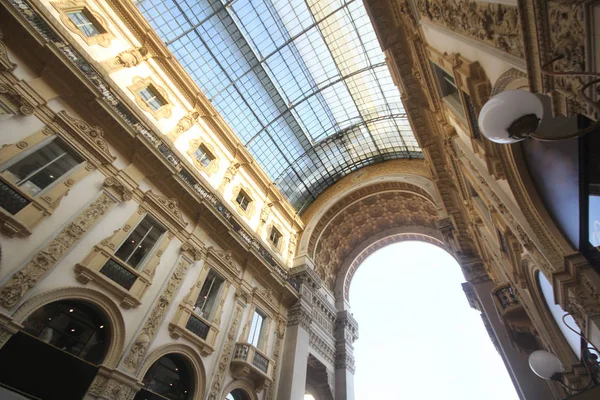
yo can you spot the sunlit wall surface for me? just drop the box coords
[136,0,422,212]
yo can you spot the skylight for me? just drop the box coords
[137,0,422,212]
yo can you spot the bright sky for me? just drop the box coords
[348,241,519,400]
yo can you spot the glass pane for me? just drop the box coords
[5,138,82,196]
[248,310,265,347]
[195,146,213,167]
[115,216,165,269]
[136,0,422,211]
[67,11,102,37]
[138,354,191,400]
[194,272,224,319]
[139,86,164,111]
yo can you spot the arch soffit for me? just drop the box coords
[138,343,207,400]
[491,68,572,271]
[336,227,445,302]
[298,159,438,255]
[220,379,259,400]
[311,188,439,292]
[11,286,125,369]
[306,181,439,258]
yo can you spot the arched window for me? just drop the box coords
[0,300,110,399]
[537,271,582,359]
[225,388,251,400]
[21,300,108,364]
[135,354,192,400]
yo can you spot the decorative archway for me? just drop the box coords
[221,379,258,400]
[307,184,440,293]
[138,343,207,400]
[11,286,125,369]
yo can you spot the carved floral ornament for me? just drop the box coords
[416,0,524,59]
[0,29,16,71]
[101,47,150,72]
[51,0,114,48]
[206,246,242,281]
[54,111,115,165]
[143,191,188,231]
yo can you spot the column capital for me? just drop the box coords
[87,367,141,400]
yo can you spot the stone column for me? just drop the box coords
[464,280,557,400]
[277,265,319,400]
[334,310,358,400]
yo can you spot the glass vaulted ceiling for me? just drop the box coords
[137,0,422,212]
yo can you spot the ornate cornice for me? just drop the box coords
[143,190,188,231]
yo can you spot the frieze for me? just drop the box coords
[309,329,336,366]
[0,193,115,309]
[143,191,188,231]
[416,0,524,59]
[168,110,204,142]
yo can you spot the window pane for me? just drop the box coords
[4,138,82,196]
[67,11,102,37]
[194,272,224,319]
[139,86,164,111]
[114,216,165,269]
[248,310,265,347]
[195,145,214,168]
[236,191,250,210]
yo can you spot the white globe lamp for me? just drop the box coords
[478,90,544,144]
[528,350,564,380]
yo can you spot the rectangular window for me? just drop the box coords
[66,10,103,37]
[236,189,251,211]
[138,86,165,112]
[114,215,165,270]
[498,229,509,254]
[431,62,465,118]
[269,227,282,247]
[248,309,266,348]
[193,271,224,319]
[1,138,83,197]
[195,144,215,168]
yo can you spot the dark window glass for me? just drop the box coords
[269,228,282,247]
[139,86,165,111]
[431,62,464,118]
[21,300,108,365]
[193,271,224,319]
[195,145,214,168]
[2,138,83,196]
[136,354,192,400]
[114,216,165,269]
[236,190,251,211]
[66,10,103,37]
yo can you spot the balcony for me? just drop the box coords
[492,284,538,353]
[169,308,218,356]
[230,343,273,392]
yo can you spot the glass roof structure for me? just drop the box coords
[137,0,422,212]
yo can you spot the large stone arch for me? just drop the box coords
[220,378,259,400]
[336,228,445,305]
[11,286,125,369]
[298,159,441,257]
[304,176,441,297]
[137,343,207,400]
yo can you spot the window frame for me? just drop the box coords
[113,214,166,271]
[128,77,173,120]
[187,140,219,175]
[248,308,267,348]
[52,1,113,47]
[193,270,225,321]
[65,9,105,38]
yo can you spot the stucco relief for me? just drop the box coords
[313,192,438,291]
[416,0,524,58]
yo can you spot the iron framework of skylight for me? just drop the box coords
[136,0,422,213]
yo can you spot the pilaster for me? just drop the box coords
[334,310,358,400]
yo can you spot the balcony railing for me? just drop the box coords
[6,0,294,289]
[99,258,137,290]
[186,315,210,340]
[230,343,273,391]
[0,179,30,215]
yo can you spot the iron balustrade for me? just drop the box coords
[232,343,270,375]
[6,0,296,287]
[186,315,210,340]
[100,258,137,290]
[0,179,30,215]
[252,351,269,374]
